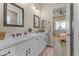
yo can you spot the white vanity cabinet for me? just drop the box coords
[16,34,48,56]
[16,38,41,56]
[0,46,16,56]
[0,33,48,56]
[16,40,33,56]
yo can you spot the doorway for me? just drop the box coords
[52,4,74,56]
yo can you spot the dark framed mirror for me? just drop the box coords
[4,3,24,27]
[33,15,40,28]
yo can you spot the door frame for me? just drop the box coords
[70,3,74,56]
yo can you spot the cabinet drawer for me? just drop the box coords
[0,46,16,56]
[16,40,32,56]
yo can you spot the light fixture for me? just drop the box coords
[31,4,41,15]
[59,10,65,15]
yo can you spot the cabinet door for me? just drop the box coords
[43,34,48,46]
[0,46,16,56]
[38,36,44,53]
[39,34,48,52]
[42,35,47,48]
[30,35,48,56]
[38,35,46,54]
[16,41,31,56]
[16,39,38,56]
[29,38,39,56]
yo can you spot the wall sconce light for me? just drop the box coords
[32,4,41,15]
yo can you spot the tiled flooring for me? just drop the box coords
[40,45,67,56]
[40,46,54,56]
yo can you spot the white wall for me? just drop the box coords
[0,3,66,34]
[0,3,40,33]
[74,3,79,56]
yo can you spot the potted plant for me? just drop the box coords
[28,28,32,33]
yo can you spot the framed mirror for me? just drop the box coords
[33,15,40,28]
[42,20,46,28]
[4,3,24,27]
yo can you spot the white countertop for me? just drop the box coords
[0,32,47,51]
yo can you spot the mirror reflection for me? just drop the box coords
[4,3,24,27]
[7,9,17,24]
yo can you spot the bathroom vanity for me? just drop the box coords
[0,32,48,56]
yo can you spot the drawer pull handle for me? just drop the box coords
[28,48,30,54]
[36,39,38,40]
[26,50,28,56]
[1,51,10,56]
[40,37,42,38]
[44,39,46,41]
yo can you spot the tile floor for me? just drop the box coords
[40,46,54,56]
[40,45,67,56]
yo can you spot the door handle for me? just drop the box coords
[28,48,30,54]
[67,34,71,36]
[36,39,38,40]
[26,50,28,56]
[44,38,46,41]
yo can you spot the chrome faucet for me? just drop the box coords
[16,33,21,37]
